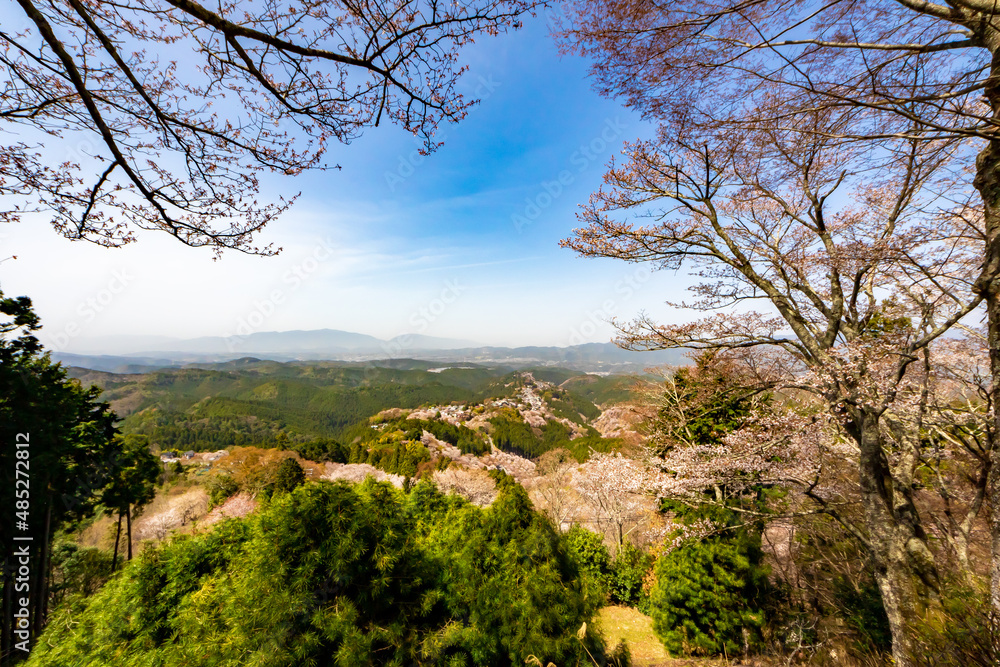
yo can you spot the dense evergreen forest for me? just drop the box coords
[25,478,621,667]
[67,361,631,453]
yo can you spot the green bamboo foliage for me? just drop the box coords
[27,476,607,667]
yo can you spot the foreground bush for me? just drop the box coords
[28,476,607,666]
[564,525,613,599]
[912,585,999,667]
[649,505,774,657]
[608,543,652,609]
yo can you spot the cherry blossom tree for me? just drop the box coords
[553,4,1000,656]
[573,451,668,549]
[1,0,537,253]
[433,465,497,506]
[641,338,997,660]
[561,108,985,662]
[526,462,578,528]
[917,332,995,588]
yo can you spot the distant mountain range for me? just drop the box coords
[62,329,480,356]
[52,328,690,374]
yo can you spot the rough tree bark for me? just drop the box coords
[973,39,1000,631]
[852,409,937,661]
[992,453,1000,621]
[126,506,132,561]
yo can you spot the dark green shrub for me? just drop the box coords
[48,542,114,604]
[290,438,348,463]
[271,457,305,494]
[564,525,612,598]
[649,502,774,657]
[28,478,607,667]
[609,542,652,608]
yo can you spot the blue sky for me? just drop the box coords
[0,10,692,352]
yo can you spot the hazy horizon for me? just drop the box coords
[49,327,670,357]
[0,8,693,354]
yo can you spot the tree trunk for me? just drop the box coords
[126,505,132,561]
[111,511,122,573]
[31,498,52,641]
[977,145,1000,625]
[991,446,1000,622]
[972,44,1000,629]
[854,409,936,667]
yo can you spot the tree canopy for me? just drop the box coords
[554,8,1000,654]
[0,288,124,657]
[25,477,609,667]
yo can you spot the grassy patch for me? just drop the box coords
[597,605,670,666]
[595,606,745,667]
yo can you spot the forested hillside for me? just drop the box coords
[66,361,634,455]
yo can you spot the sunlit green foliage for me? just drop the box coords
[911,584,998,667]
[608,543,652,609]
[206,474,240,506]
[547,390,602,423]
[29,477,608,667]
[650,352,766,455]
[347,427,432,477]
[361,417,489,457]
[488,412,622,462]
[649,504,774,656]
[563,525,612,599]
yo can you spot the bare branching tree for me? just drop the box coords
[1,0,537,253]
[560,104,984,662]
[555,5,1000,656]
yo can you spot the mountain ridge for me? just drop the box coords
[52,332,690,374]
